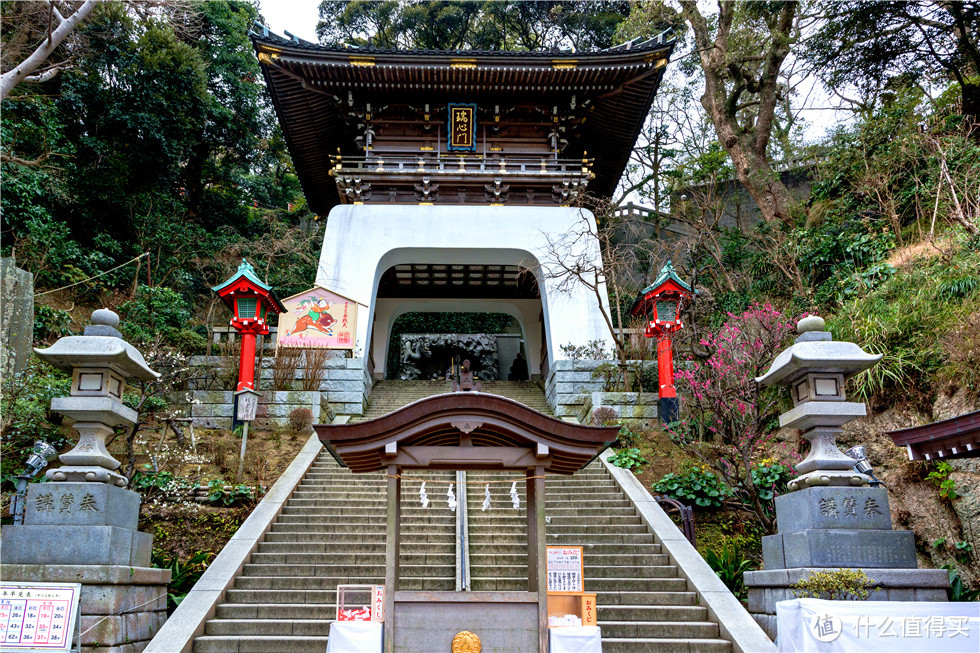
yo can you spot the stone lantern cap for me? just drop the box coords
[755,315,881,387]
[33,309,159,382]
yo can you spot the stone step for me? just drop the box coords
[215,603,335,620]
[599,620,721,639]
[257,541,456,554]
[194,635,328,653]
[601,638,731,653]
[236,576,455,591]
[205,619,329,637]
[469,553,669,567]
[468,564,678,580]
[250,552,454,566]
[597,605,708,621]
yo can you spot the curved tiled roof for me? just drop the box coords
[252,30,674,213]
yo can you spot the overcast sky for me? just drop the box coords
[257,0,320,42]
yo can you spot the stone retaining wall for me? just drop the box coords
[187,355,372,426]
[545,360,659,424]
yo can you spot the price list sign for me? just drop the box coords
[0,583,80,652]
[546,546,584,594]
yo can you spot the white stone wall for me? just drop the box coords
[315,204,615,379]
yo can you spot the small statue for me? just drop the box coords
[453,359,481,392]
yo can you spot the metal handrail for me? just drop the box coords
[653,494,696,548]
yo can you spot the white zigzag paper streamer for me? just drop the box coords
[510,481,520,509]
[482,483,491,511]
[419,481,429,508]
[447,483,457,512]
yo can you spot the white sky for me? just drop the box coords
[257,0,320,42]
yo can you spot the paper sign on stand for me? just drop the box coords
[0,583,82,653]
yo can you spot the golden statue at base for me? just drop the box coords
[451,631,481,653]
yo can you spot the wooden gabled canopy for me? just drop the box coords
[315,393,619,474]
[887,410,980,461]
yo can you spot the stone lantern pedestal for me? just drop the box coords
[743,316,949,639]
[0,310,171,653]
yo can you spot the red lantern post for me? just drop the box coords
[212,259,286,394]
[629,261,693,424]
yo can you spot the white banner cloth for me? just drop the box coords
[549,626,602,652]
[776,598,980,653]
[325,621,383,653]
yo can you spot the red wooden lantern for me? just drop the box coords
[629,261,693,424]
[212,259,286,394]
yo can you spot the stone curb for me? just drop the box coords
[143,432,323,653]
[599,449,776,653]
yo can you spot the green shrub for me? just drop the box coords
[943,565,980,602]
[118,286,193,345]
[152,550,214,614]
[927,461,958,502]
[704,539,756,600]
[0,360,72,489]
[792,569,875,600]
[33,305,74,342]
[750,461,796,502]
[608,447,647,474]
[653,466,730,508]
[206,479,254,506]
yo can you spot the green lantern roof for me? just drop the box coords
[211,259,274,294]
[638,261,693,296]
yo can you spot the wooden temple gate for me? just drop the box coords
[315,393,618,652]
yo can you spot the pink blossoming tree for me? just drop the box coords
[670,303,796,532]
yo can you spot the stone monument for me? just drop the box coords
[1,257,34,376]
[743,315,950,638]
[0,309,172,652]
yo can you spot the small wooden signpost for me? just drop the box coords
[234,388,260,483]
[0,582,82,653]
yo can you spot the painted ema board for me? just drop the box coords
[0,583,80,652]
[276,286,359,350]
[546,546,584,594]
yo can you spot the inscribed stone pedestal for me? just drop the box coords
[775,486,892,533]
[22,482,140,529]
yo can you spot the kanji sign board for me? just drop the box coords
[546,546,584,594]
[0,583,81,652]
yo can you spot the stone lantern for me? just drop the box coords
[30,308,159,487]
[743,315,949,639]
[629,261,693,423]
[1,309,172,652]
[755,314,881,490]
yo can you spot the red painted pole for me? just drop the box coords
[237,332,257,391]
[657,334,676,398]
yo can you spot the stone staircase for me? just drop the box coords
[193,457,455,652]
[193,453,732,652]
[467,465,732,652]
[187,380,735,652]
[358,380,551,420]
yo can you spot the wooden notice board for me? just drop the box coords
[546,546,584,594]
[0,583,81,652]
